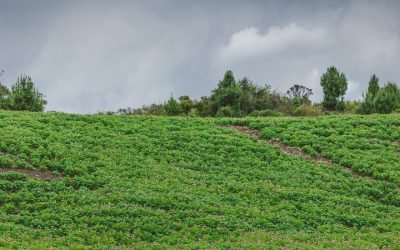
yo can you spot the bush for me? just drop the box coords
[261,128,276,139]
[7,75,47,112]
[374,82,400,114]
[0,155,13,168]
[293,105,322,117]
[188,108,199,117]
[215,106,235,117]
[344,101,360,113]
[248,109,283,117]
[164,97,183,116]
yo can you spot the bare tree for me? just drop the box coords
[286,84,313,106]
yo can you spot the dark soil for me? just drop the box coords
[0,168,62,181]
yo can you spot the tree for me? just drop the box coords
[253,85,274,111]
[320,66,348,111]
[217,70,236,88]
[188,108,199,117]
[211,70,243,115]
[141,104,166,115]
[194,96,213,117]
[8,75,47,111]
[359,74,380,114]
[374,82,400,114]
[237,77,279,115]
[0,84,9,109]
[0,70,9,109]
[215,106,235,117]
[164,97,183,116]
[238,77,257,114]
[178,96,193,115]
[286,84,313,106]
[368,74,380,98]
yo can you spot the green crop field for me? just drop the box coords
[0,111,400,249]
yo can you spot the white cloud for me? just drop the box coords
[1,1,400,113]
[217,23,326,64]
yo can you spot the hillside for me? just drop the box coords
[0,111,399,248]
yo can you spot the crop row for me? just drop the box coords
[0,111,399,247]
[219,114,400,185]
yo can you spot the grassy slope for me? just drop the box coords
[220,114,400,185]
[0,111,399,249]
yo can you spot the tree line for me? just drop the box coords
[0,66,399,116]
[113,66,400,117]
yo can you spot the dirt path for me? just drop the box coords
[0,168,62,181]
[224,125,400,186]
[225,125,333,165]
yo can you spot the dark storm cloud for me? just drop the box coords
[0,0,399,113]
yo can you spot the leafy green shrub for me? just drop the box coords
[215,106,235,117]
[248,109,283,117]
[344,101,360,113]
[188,108,199,117]
[261,128,276,139]
[7,75,47,112]
[0,155,13,167]
[164,97,183,116]
[293,105,322,116]
[0,172,27,181]
[374,82,400,114]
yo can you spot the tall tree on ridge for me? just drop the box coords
[211,70,243,115]
[320,66,348,111]
[359,74,380,114]
[8,75,47,112]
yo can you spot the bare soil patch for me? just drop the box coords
[0,168,62,181]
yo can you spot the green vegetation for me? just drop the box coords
[1,67,399,116]
[286,84,313,107]
[0,75,47,112]
[220,114,400,185]
[109,68,399,117]
[0,111,399,248]
[359,75,400,115]
[248,109,283,117]
[374,82,400,114]
[320,66,348,111]
[164,97,183,116]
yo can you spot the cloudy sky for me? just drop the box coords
[0,0,399,113]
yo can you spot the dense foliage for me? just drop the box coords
[164,97,183,116]
[286,84,313,107]
[221,114,400,185]
[113,67,400,118]
[248,109,283,117]
[113,71,309,117]
[359,75,400,114]
[0,75,47,112]
[373,82,400,114]
[320,66,348,111]
[0,111,399,248]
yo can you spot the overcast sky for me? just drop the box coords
[1,0,399,113]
